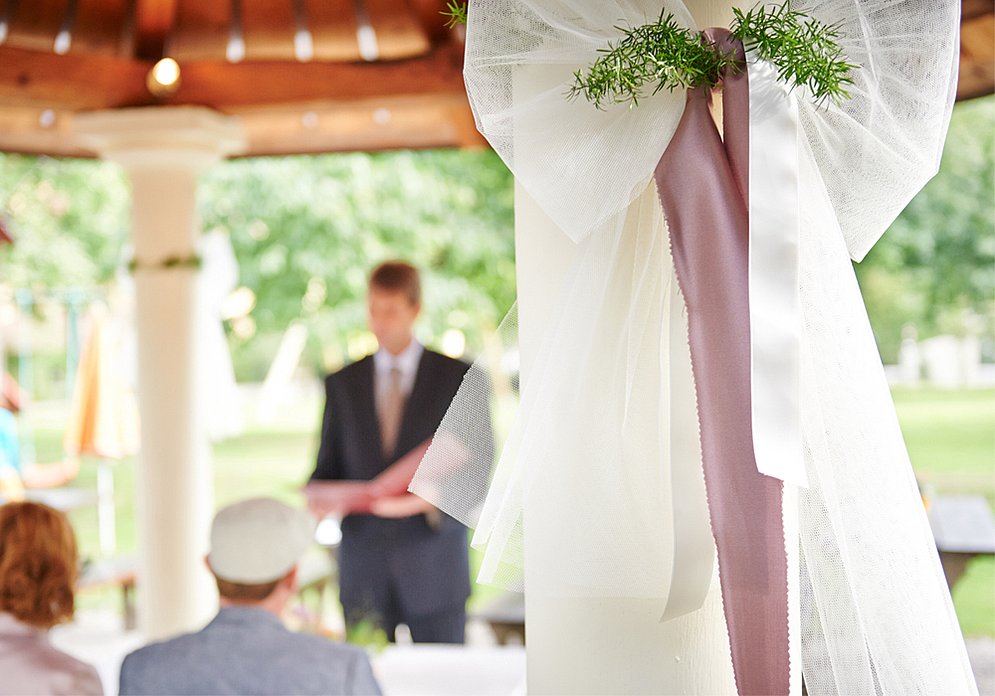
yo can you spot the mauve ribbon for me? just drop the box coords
[654,29,789,696]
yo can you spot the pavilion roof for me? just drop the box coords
[0,0,483,157]
[0,0,990,159]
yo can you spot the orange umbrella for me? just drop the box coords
[63,306,140,460]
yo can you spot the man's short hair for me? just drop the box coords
[369,261,421,306]
[214,577,281,602]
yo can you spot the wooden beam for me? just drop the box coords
[134,0,179,60]
[0,94,486,159]
[406,0,461,45]
[4,0,67,53]
[958,14,995,100]
[962,0,994,22]
[162,40,466,108]
[230,93,486,156]
[168,1,229,62]
[0,105,93,158]
[0,46,153,109]
[0,36,465,111]
[307,0,363,62]
[72,0,131,57]
[363,0,431,59]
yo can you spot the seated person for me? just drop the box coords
[0,375,79,500]
[120,497,382,696]
[0,501,103,695]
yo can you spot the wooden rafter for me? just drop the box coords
[134,0,179,60]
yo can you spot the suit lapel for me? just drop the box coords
[350,356,383,463]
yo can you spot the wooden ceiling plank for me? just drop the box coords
[71,0,129,57]
[169,0,228,62]
[163,41,465,108]
[362,0,430,60]
[307,0,363,62]
[0,45,152,110]
[230,93,484,156]
[962,0,995,22]
[134,0,179,59]
[241,1,296,61]
[5,0,67,52]
[961,15,995,61]
[405,0,462,46]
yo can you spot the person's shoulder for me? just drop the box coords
[119,630,208,693]
[121,630,203,670]
[422,348,471,373]
[325,356,373,385]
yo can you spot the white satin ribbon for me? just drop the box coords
[747,55,807,488]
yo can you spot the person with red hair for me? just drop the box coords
[0,501,102,695]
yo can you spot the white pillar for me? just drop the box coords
[517,184,735,695]
[74,108,244,639]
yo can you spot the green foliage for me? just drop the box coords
[0,149,515,379]
[569,12,731,109]
[0,155,129,289]
[730,2,855,105]
[857,95,995,362]
[198,150,515,375]
[569,2,854,109]
[442,1,468,28]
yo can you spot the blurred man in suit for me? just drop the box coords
[309,261,491,644]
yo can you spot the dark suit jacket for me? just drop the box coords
[311,348,491,618]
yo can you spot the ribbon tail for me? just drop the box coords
[654,28,789,696]
[747,56,806,488]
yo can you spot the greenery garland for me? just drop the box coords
[127,254,202,273]
[441,2,856,108]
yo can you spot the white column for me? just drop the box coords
[517,184,734,695]
[74,107,245,639]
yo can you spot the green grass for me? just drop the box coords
[891,387,995,638]
[20,387,995,636]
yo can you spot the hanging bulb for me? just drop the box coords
[147,57,181,97]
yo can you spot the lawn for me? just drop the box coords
[21,386,995,637]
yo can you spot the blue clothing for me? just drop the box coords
[0,408,19,475]
[119,607,381,696]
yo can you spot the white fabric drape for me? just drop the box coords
[411,1,976,692]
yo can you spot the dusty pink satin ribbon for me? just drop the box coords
[654,29,789,696]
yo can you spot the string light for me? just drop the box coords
[147,57,181,97]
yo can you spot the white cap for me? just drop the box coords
[207,498,316,584]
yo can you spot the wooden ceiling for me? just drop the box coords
[0,0,483,157]
[0,0,991,159]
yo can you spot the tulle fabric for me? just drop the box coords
[411,0,976,692]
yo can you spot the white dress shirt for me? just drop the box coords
[373,340,423,410]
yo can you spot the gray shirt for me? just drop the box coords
[0,612,103,696]
[119,607,381,695]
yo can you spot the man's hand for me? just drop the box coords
[370,493,435,518]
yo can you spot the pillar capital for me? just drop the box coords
[73,106,245,171]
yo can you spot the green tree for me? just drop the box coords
[197,149,515,376]
[857,95,995,362]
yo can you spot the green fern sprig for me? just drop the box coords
[569,2,856,109]
[442,1,468,28]
[568,11,736,109]
[731,2,856,105]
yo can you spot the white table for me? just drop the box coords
[373,645,527,696]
